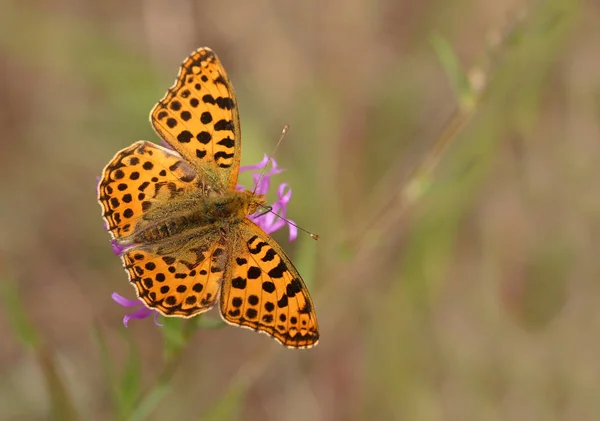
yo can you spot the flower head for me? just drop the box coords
[238,155,297,241]
[104,154,297,327]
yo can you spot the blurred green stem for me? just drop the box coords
[126,320,196,421]
[37,348,81,421]
[1,278,80,421]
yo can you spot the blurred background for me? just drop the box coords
[1,0,598,420]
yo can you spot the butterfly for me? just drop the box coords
[98,48,319,348]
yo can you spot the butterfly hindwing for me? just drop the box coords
[123,241,228,317]
[220,220,320,348]
[150,48,241,191]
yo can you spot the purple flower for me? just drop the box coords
[237,155,297,241]
[105,154,297,326]
[110,240,127,255]
[111,293,163,327]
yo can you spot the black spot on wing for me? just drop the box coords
[214,151,234,160]
[262,281,275,293]
[247,266,261,279]
[286,278,303,298]
[214,74,226,85]
[232,277,246,289]
[177,130,193,143]
[216,97,234,110]
[197,131,211,144]
[248,241,267,254]
[217,137,235,148]
[214,119,234,131]
[277,295,288,308]
[200,112,212,124]
[245,308,258,319]
[268,261,288,279]
[261,249,276,262]
[299,300,312,314]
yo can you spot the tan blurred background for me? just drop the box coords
[1,0,599,420]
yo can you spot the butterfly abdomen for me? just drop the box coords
[133,208,217,243]
[133,216,190,244]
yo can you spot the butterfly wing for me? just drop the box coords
[122,240,227,316]
[98,141,198,239]
[150,47,241,191]
[220,220,320,348]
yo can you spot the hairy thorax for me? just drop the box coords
[119,190,266,250]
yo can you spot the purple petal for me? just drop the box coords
[239,154,269,173]
[111,240,127,256]
[112,292,161,327]
[263,158,284,179]
[123,306,156,328]
[287,221,298,241]
[268,157,284,176]
[242,169,298,241]
[274,184,297,240]
[253,172,271,195]
[265,218,286,234]
[241,156,284,195]
[277,183,292,204]
[153,312,164,327]
[253,206,285,235]
[112,292,141,308]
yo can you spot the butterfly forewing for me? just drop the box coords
[150,48,241,191]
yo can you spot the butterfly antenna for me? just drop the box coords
[258,205,320,241]
[252,125,319,241]
[252,124,289,195]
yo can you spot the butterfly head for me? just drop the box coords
[239,190,266,216]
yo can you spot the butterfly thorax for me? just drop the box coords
[125,190,266,247]
[203,189,266,223]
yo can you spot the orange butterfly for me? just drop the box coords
[98,48,319,348]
